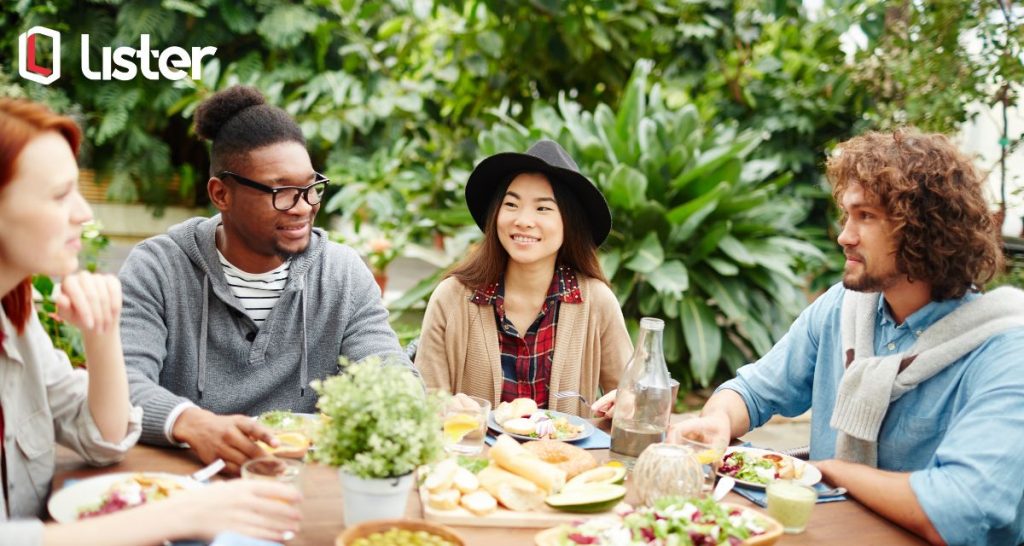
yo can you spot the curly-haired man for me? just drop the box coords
[672,129,1024,545]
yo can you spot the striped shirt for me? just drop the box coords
[217,251,290,326]
[471,266,583,409]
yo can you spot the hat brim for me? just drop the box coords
[465,152,612,246]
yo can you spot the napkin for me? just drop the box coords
[732,481,848,507]
[485,427,611,450]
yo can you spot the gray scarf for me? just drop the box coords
[831,286,1024,466]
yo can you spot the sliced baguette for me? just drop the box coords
[477,465,545,512]
[489,434,566,494]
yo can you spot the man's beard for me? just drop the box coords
[842,266,901,293]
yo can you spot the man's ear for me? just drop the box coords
[208,176,231,212]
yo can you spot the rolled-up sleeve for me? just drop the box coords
[908,333,1024,545]
[44,348,142,466]
[715,285,838,430]
[1,519,45,545]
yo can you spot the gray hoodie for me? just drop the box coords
[120,215,411,446]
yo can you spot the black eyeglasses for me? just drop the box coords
[218,171,330,211]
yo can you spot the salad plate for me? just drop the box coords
[717,446,821,490]
[49,472,201,523]
[487,409,594,443]
[534,497,783,545]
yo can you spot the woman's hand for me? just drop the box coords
[56,271,122,335]
[168,480,303,542]
[591,390,617,419]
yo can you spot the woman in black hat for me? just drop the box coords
[414,140,632,417]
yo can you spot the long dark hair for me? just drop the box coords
[0,99,82,333]
[448,172,609,289]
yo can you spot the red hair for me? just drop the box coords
[0,99,82,333]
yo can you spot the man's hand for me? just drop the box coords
[668,411,732,448]
[173,407,277,474]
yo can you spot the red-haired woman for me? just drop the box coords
[0,99,301,544]
[415,140,631,417]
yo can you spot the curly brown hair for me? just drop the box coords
[827,128,1002,300]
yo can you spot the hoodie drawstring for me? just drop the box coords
[197,275,209,398]
[299,287,308,396]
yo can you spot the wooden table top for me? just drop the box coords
[53,444,925,546]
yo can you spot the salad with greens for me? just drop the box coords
[718,451,778,485]
[540,497,773,546]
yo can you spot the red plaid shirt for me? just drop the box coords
[471,266,583,409]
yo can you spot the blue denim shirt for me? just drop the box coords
[719,283,1024,545]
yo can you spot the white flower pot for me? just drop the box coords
[339,470,415,525]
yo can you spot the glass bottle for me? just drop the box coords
[609,317,673,467]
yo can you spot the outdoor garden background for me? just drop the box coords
[2,0,1023,404]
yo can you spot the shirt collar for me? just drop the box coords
[877,291,979,333]
[470,266,584,306]
[0,307,24,364]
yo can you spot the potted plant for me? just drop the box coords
[310,356,444,525]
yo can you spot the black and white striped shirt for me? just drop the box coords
[218,251,290,326]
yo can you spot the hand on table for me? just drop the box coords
[168,479,302,542]
[173,407,277,475]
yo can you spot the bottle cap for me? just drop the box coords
[639,317,664,331]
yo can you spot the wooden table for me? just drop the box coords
[54,444,925,545]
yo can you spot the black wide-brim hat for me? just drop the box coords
[465,139,612,246]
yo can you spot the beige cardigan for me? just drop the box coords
[415,275,632,416]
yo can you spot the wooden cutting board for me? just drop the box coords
[418,486,627,528]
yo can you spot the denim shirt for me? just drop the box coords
[719,283,1024,545]
[1,309,142,545]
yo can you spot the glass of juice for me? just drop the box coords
[442,394,490,455]
[766,480,818,533]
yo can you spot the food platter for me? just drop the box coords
[487,410,594,443]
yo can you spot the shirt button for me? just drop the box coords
[887,342,896,351]
[915,330,923,336]
[246,332,256,342]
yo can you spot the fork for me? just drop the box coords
[552,390,591,416]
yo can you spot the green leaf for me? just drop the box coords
[219,2,257,33]
[319,117,342,143]
[646,260,689,298]
[605,164,647,210]
[599,249,622,280]
[705,257,739,276]
[258,5,321,48]
[693,271,749,323]
[624,232,664,274]
[688,221,731,263]
[680,297,722,387]
[717,235,755,266]
[638,283,660,315]
[663,319,682,364]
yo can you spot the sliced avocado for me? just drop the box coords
[545,483,627,513]
[564,465,628,490]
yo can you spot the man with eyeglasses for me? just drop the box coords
[118,86,414,474]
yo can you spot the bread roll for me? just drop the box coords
[460,490,498,516]
[477,465,545,512]
[503,418,536,435]
[427,489,461,510]
[490,434,566,494]
[424,458,459,493]
[494,398,538,425]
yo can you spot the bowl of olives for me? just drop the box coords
[335,519,465,546]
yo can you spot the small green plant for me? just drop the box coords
[32,222,110,367]
[311,356,444,479]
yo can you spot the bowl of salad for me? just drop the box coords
[534,496,783,546]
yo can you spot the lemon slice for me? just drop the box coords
[257,432,310,457]
[443,413,480,443]
[695,448,723,465]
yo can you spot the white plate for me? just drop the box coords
[487,409,594,443]
[717,446,822,490]
[48,472,201,523]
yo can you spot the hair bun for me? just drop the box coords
[194,85,266,141]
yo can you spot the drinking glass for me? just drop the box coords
[767,480,818,533]
[241,457,303,540]
[673,422,727,496]
[442,394,490,455]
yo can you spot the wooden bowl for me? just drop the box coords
[335,518,466,546]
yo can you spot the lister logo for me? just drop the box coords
[18,26,217,85]
[18,26,60,85]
